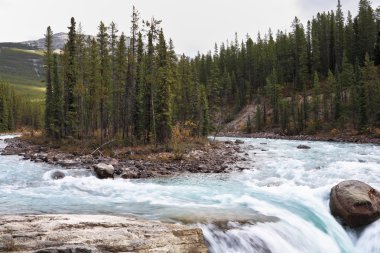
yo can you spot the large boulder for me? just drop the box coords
[330,180,380,228]
[93,163,114,179]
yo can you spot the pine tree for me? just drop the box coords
[306,21,313,80]
[255,105,262,131]
[312,72,320,123]
[143,18,161,143]
[0,83,9,131]
[88,38,101,134]
[311,17,321,74]
[108,22,119,136]
[356,0,376,63]
[75,23,86,138]
[200,84,209,136]
[246,115,253,133]
[52,54,64,139]
[335,0,345,71]
[97,21,111,142]
[155,30,173,143]
[44,26,54,137]
[374,31,380,65]
[333,71,342,123]
[124,6,140,139]
[362,54,378,125]
[292,17,308,90]
[354,62,368,130]
[64,17,78,137]
[134,32,145,141]
[115,33,127,135]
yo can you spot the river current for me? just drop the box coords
[0,134,379,253]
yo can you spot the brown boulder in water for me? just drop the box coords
[330,180,380,228]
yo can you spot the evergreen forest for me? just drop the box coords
[3,0,380,142]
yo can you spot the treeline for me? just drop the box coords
[192,0,380,134]
[45,9,209,144]
[0,82,44,132]
[45,0,380,144]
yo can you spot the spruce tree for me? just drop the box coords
[155,30,173,143]
[356,0,376,63]
[97,21,111,142]
[354,62,368,130]
[134,32,145,141]
[292,17,308,90]
[335,0,345,71]
[52,54,64,139]
[115,33,127,135]
[312,72,320,124]
[44,26,54,137]
[64,17,78,137]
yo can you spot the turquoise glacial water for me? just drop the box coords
[0,135,379,252]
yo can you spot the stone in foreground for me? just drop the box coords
[330,180,380,228]
[0,215,208,253]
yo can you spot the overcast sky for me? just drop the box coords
[0,0,379,56]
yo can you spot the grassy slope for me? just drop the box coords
[0,44,45,99]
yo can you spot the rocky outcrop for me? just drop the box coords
[330,180,380,228]
[0,215,208,253]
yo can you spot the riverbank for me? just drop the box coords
[219,132,380,145]
[0,136,246,179]
[0,214,208,252]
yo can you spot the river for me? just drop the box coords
[0,134,379,253]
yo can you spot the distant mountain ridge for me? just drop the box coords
[17,32,131,51]
[21,32,68,50]
[0,32,131,98]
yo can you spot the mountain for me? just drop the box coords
[20,32,68,50]
[19,32,130,51]
[0,33,131,99]
[0,45,45,98]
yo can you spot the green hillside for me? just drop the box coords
[0,43,45,99]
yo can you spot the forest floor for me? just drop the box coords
[0,135,248,179]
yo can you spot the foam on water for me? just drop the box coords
[0,135,379,252]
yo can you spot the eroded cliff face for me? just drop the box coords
[0,215,208,253]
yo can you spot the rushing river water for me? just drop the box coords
[0,134,380,253]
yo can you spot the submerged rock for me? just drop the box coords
[235,139,245,144]
[297,144,311,149]
[330,180,380,228]
[57,159,80,167]
[51,171,65,180]
[93,163,114,179]
[0,215,208,253]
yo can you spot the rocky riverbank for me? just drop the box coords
[219,132,380,145]
[0,214,208,252]
[0,137,246,179]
